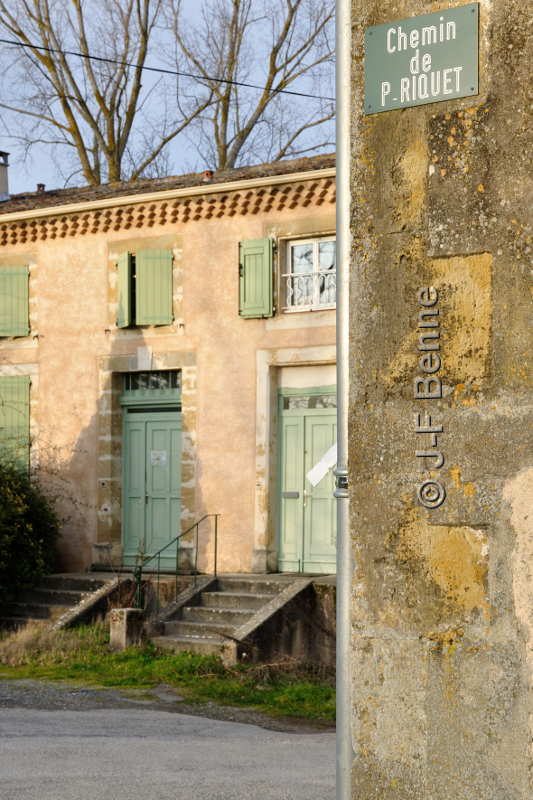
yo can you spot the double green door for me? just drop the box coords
[278,406,337,574]
[122,409,182,566]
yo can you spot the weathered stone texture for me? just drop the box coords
[349,0,533,796]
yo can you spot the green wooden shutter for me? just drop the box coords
[239,238,273,318]
[0,375,30,471]
[136,250,173,326]
[0,266,29,337]
[117,251,132,328]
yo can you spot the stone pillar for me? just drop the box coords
[348,1,533,797]
[109,608,144,651]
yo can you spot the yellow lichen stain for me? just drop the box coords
[441,168,447,176]
[450,465,461,490]
[429,628,465,658]
[449,465,476,501]
[478,183,484,192]
[383,254,493,388]
[393,135,429,228]
[399,509,488,613]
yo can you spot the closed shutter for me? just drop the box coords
[136,250,173,326]
[0,266,29,337]
[0,375,30,471]
[117,251,132,328]
[239,238,273,318]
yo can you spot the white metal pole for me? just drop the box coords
[334,0,354,798]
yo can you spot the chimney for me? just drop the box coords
[203,170,214,183]
[0,152,10,202]
[37,184,45,193]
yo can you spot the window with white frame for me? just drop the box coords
[282,237,336,312]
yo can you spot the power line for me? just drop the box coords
[0,38,336,103]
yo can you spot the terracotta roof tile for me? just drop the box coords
[0,153,335,216]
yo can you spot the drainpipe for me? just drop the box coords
[333,0,355,798]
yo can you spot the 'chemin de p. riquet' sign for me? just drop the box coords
[364,3,479,114]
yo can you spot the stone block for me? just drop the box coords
[177,546,195,573]
[109,608,144,651]
[251,549,278,574]
[91,543,123,569]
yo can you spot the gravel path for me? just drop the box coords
[0,679,335,800]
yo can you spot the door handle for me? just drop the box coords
[303,489,308,507]
[145,493,149,504]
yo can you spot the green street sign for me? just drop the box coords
[364,2,479,115]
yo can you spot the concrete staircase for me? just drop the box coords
[153,576,290,655]
[0,575,110,630]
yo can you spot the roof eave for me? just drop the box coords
[0,166,336,225]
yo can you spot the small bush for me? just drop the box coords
[0,465,61,601]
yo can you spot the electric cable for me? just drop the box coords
[0,37,336,102]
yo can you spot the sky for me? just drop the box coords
[4,1,205,195]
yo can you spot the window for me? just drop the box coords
[281,394,337,410]
[117,249,173,328]
[122,370,181,397]
[0,266,29,337]
[283,238,336,312]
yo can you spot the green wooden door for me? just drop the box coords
[122,409,181,567]
[302,414,337,573]
[278,414,305,572]
[278,402,337,574]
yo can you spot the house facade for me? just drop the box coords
[0,154,336,575]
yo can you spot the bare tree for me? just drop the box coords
[0,0,334,187]
[165,0,335,171]
[0,0,212,185]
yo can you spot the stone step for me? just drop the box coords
[152,635,225,657]
[0,617,31,631]
[14,588,91,606]
[201,591,273,610]
[181,606,256,625]
[164,619,237,638]
[216,578,286,595]
[38,576,109,592]
[0,602,71,621]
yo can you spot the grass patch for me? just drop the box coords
[0,622,335,722]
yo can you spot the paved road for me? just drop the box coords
[0,707,335,800]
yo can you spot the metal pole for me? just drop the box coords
[334,0,355,797]
[214,515,218,579]
[194,523,199,587]
[135,567,142,610]
[176,535,179,601]
[156,553,161,617]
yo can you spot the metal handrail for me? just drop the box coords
[133,514,218,615]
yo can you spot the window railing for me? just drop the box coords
[282,270,336,312]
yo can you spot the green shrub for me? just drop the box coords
[0,465,61,600]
